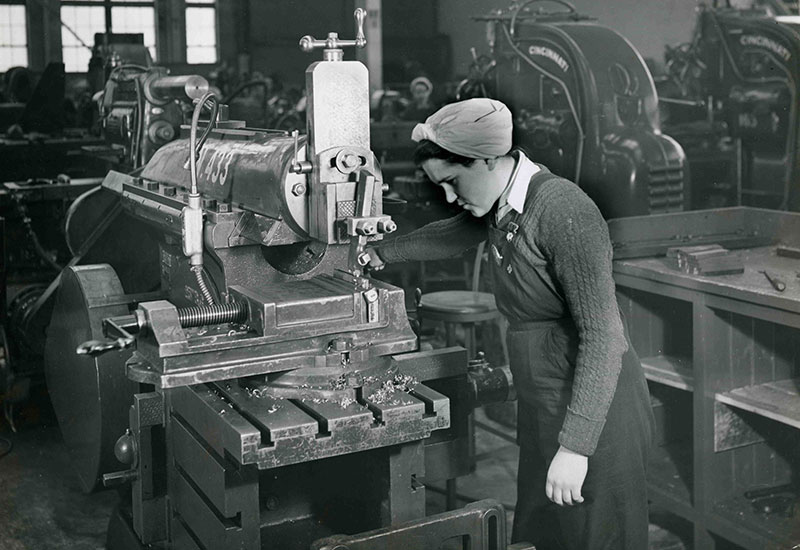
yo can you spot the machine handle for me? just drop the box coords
[291,129,312,174]
[353,7,366,48]
[76,314,140,356]
[76,336,135,357]
[102,469,138,487]
[299,8,367,55]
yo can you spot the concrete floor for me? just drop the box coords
[0,386,117,550]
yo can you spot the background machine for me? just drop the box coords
[94,65,210,171]
[467,0,687,219]
[0,60,208,428]
[43,11,517,550]
[658,2,800,211]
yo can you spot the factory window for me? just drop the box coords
[110,4,157,59]
[60,0,156,73]
[0,2,28,72]
[186,0,217,64]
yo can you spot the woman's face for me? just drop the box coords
[411,84,431,105]
[421,158,502,218]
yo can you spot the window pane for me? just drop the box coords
[186,6,217,63]
[0,5,28,71]
[61,5,105,72]
[187,46,217,64]
[111,6,156,62]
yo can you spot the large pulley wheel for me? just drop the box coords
[44,264,136,493]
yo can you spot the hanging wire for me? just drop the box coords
[188,92,219,196]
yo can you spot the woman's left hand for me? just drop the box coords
[545,445,588,506]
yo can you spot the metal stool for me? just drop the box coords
[417,242,503,358]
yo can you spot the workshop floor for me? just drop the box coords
[0,385,117,550]
[0,385,689,550]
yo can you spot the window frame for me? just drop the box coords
[185,0,218,65]
[59,0,158,73]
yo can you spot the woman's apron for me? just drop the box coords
[487,174,654,550]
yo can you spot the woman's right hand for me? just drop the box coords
[363,248,386,271]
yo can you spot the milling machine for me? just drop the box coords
[44,11,517,550]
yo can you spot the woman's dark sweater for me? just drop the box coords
[376,174,627,456]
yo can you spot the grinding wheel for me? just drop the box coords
[44,264,136,493]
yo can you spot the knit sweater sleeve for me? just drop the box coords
[376,211,488,263]
[535,181,627,456]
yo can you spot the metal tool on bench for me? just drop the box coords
[760,269,786,292]
[45,9,517,550]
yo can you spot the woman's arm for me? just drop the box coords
[536,180,627,457]
[375,210,488,264]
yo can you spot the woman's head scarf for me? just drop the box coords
[411,98,512,159]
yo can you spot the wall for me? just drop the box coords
[235,0,445,90]
[437,0,702,78]
[241,0,353,88]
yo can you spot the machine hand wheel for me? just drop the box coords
[44,264,137,493]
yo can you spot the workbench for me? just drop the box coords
[609,207,800,550]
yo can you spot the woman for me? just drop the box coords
[367,98,654,550]
[401,76,437,121]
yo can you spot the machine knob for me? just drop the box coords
[377,219,397,234]
[299,35,318,53]
[148,120,175,143]
[114,429,137,465]
[355,221,376,236]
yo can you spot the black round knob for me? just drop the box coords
[114,430,137,465]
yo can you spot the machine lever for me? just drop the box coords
[290,129,312,174]
[102,469,138,487]
[76,314,140,357]
[353,7,366,48]
[76,337,135,357]
[299,8,367,60]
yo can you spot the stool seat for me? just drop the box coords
[418,290,500,323]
